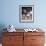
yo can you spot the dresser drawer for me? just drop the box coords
[31,44,44,46]
[3,32,23,36]
[24,32,44,36]
[3,36,23,46]
[3,43,23,46]
[32,36,45,44]
[3,35,23,44]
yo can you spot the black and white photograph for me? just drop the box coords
[19,5,34,23]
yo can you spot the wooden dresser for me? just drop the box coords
[2,32,45,46]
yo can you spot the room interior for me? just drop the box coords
[0,0,46,46]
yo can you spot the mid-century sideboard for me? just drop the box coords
[2,29,45,46]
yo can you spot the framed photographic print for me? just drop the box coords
[19,5,34,23]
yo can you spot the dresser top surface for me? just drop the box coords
[5,29,45,32]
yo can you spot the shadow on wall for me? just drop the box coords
[0,24,7,43]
